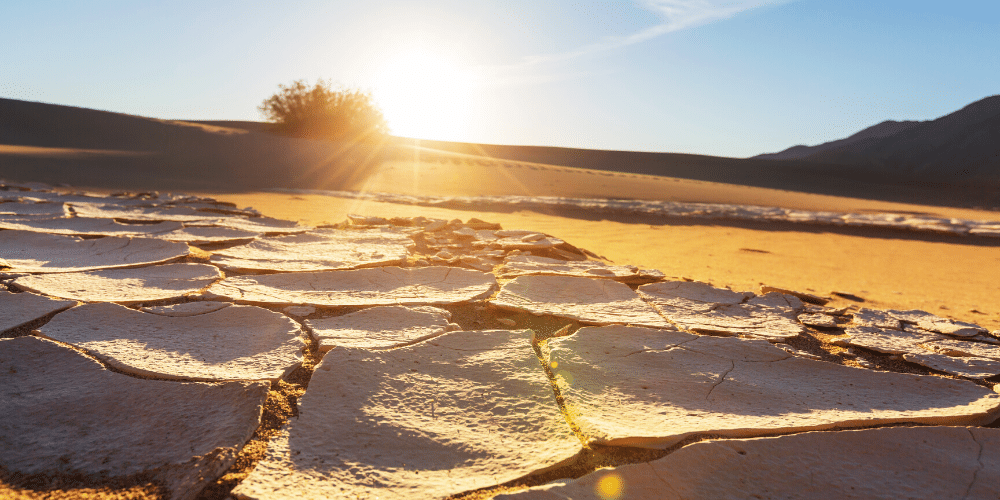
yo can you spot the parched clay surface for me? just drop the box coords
[0,290,75,333]
[798,312,838,328]
[838,326,944,354]
[838,327,1000,378]
[546,326,1000,448]
[206,266,497,307]
[187,216,311,235]
[851,308,903,329]
[497,255,662,283]
[498,426,1000,500]
[142,301,232,317]
[669,303,805,341]
[38,302,303,381]
[760,285,828,305]
[490,275,673,328]
[902,352,1000,379]
[12,263,221,303]
[639,281,752,312]
[0,216,183,237]
[638,282,803,340]
[153,225,259,244]
[746,292,803,310]
[69,203,217,222]
[233,329,581,500]
[890,309,987,337]
[923,338,1000,360]
[0,201,68,216]
[0,336,269,500]
[307,305,456,351]
[209,228,414,272]
[6,188,1000,498]
[0,230,189,274]
[492,234,565,250]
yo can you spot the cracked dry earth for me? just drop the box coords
[2,183,1000,500]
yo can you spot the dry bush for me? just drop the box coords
[259,79,388,142]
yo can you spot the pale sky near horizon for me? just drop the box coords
[2,0,998,158]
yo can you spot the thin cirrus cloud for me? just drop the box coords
[524,0,792,65]
[476,1,792,88]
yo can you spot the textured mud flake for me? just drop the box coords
[232,329,581,500]
[38,302,303,381]
[206,266,497,307]
[546,325,1000,449]
[0,336,268,500]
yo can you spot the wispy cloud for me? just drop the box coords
[472,1,792,89]
[521,0,792,66]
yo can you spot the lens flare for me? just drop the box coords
[595,472,624,500]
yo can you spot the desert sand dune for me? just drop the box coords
[3,98,999,209]
[0,98,384,191]
[390,136,1000,209]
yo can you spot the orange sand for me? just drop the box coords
[358,158,999,221]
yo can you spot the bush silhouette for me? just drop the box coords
[259,79,389,142]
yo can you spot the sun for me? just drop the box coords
[373,48,477,140]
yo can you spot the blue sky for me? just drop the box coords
[2,0,998,157]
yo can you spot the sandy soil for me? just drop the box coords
[339,157,1000,220]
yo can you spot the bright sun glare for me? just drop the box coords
[373,48,477,140]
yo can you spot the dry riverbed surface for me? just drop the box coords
[2,182,1000,499]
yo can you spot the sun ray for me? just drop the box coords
[373,47,478,141]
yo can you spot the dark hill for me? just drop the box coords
[754,120,922,160]
[754,95,1000,184]
[807,95,1000,180]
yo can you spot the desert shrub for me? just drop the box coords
[258,79,388,142]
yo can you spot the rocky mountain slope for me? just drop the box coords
[755,95,1000,183]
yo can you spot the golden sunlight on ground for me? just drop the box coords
[351,156,1000,222]
[373,47,478,139]
[204,191,1000,332]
